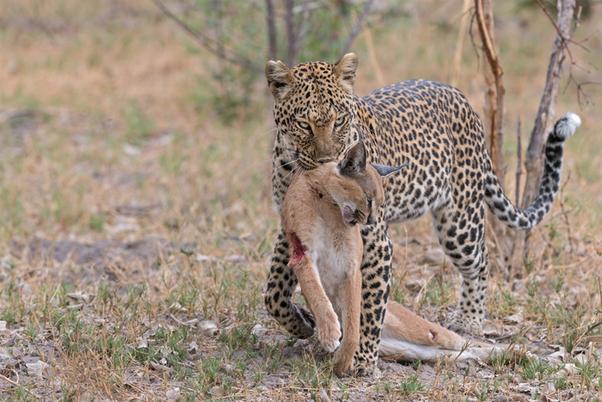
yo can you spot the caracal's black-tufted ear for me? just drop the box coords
[338,141,367,177]
[265,60,293,100]
[334,53,358,93]
[372,162,409,177]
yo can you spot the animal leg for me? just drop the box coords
[432,203,488,336]
[290,254,341,352]
[353,217,392,376]
[333,267,361,376]
[264,231,315,338]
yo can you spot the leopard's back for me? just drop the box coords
[353,79,486,222]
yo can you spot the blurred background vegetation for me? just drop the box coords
[1,0,599,240]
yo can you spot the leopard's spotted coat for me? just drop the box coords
[263,54,580,374]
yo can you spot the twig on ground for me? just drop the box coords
[0,372,40,399]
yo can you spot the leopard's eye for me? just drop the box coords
[335,115,347,128]
[297,121,311,131]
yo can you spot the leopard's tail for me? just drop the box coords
[484,113,581,230]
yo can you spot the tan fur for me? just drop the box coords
[384,301,465,350]
[283,162,364,376]
[282,152,495,374]
[289,255,343,353]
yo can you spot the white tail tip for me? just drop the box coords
[557,112,581,139]
[565,112,581,128]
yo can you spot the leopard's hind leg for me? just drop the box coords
[432,201,488,336]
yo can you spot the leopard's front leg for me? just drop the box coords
[264,231,316,338]
[354,218,392,376]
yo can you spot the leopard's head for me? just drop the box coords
[266,53,359,170]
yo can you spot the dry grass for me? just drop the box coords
[0,0,601,400]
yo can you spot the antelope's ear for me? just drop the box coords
[339,141,366,177]
[334,52,358,93]
[265,60,293,99]
[372,162,409,177]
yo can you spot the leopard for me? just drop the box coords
[263,52,581,375]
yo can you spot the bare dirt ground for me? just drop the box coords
[0,1,600,400]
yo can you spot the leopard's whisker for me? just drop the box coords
[281,165,299,183]
[278,158,300,169]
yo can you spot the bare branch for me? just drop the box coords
[521,0,577,208]
[511,0,577,274]
[534,0,600,110]
[474,0,508,273]
[474,0,503,80]
[474,0,506,186]
[153,0,259,72]
[534,0,586,54]
[265,0,278,60]
[293,1,312,64]
[450,0,472,86]
[566,77,602,107]
[340,0,375,56]
[468,10,482,72]
[284,0,296,65]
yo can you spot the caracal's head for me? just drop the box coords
[305,141,405,225]
[337,141,407,225]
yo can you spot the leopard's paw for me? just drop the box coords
[354,361,381,378]
[446,310,483,337]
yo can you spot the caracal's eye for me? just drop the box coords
[335,115,347,128]
[297,120,311,131]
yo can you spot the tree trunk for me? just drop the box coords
[475,0,506,186]
[283,0,297,65]
[340,0,375,56]
[510,0,577,276]
[265,0,278,60]
[474,0,508,274]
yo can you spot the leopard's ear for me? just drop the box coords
[334,52,358,93]
[266,60,293,100]
[339,141,366,177]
